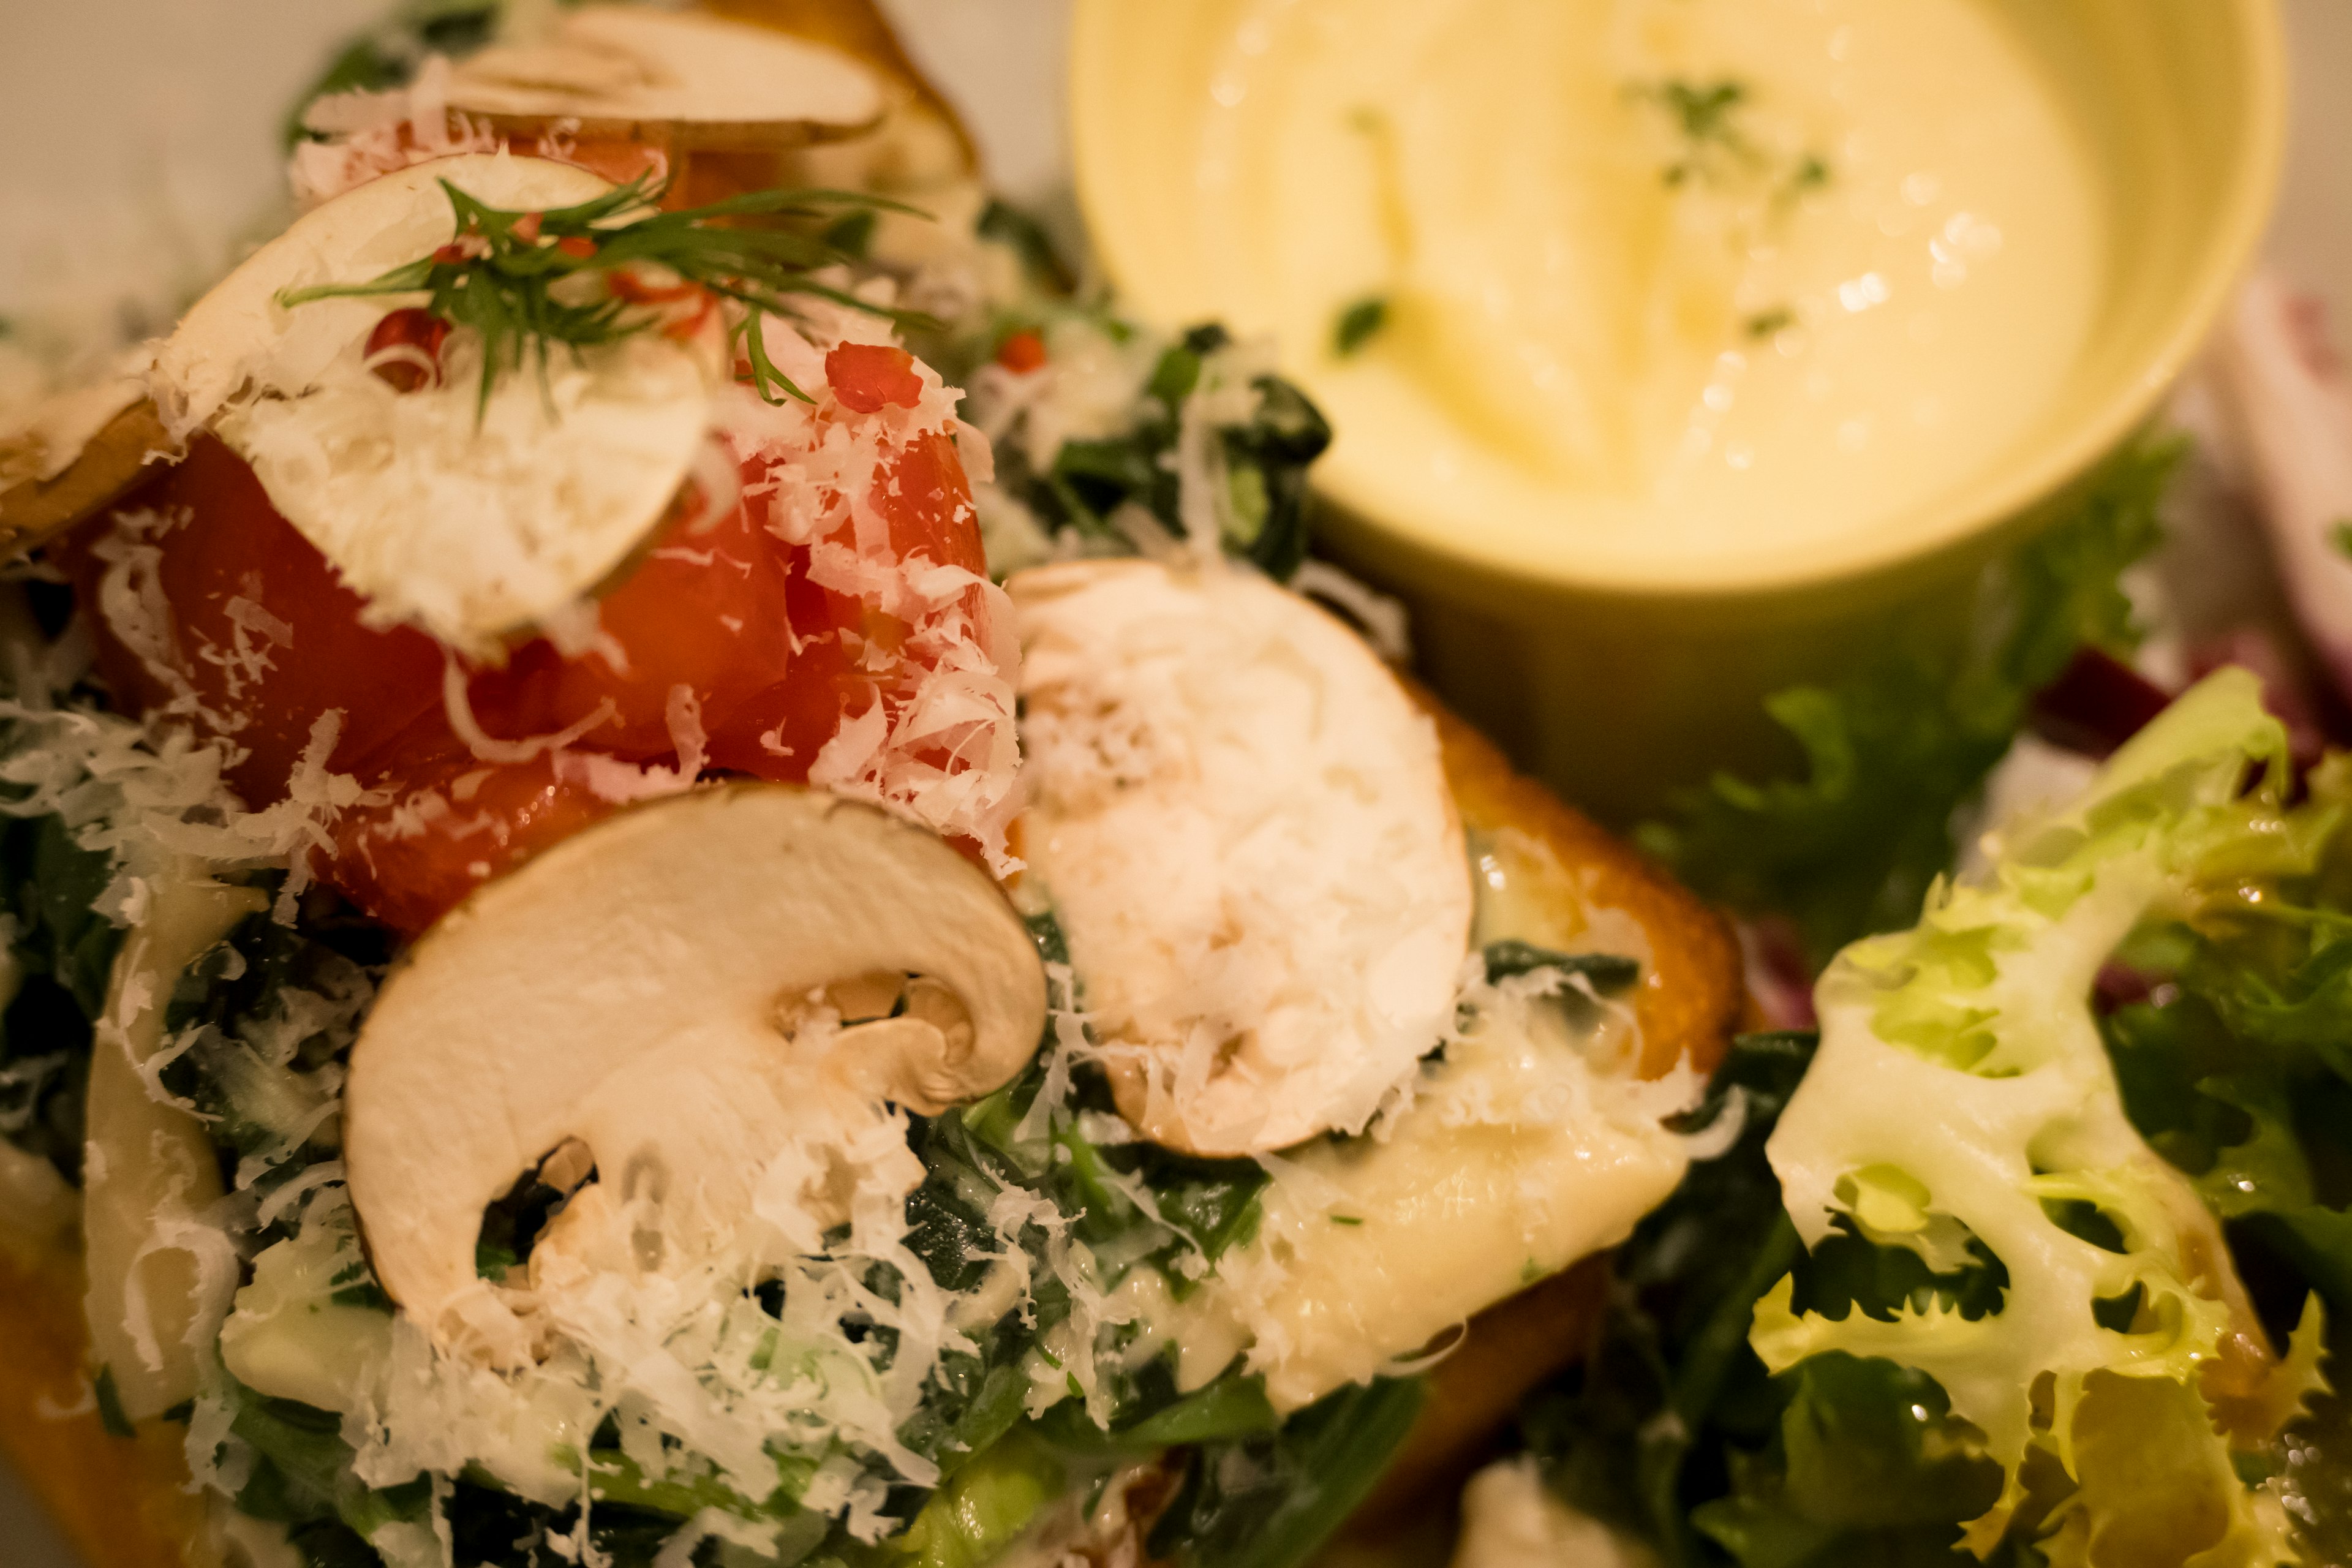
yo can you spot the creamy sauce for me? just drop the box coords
[1187,0,2106,575]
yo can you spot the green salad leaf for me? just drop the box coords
[1756,669,2326,1563]
[1643,437,2179,969]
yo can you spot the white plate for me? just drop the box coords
[0,1,2340,1564]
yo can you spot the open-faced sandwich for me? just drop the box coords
[0,6,1751,1566]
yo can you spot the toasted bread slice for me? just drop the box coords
[1352,693,1741,1532]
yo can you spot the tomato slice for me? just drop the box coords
[68,400,997,935]
[56,436,449,805]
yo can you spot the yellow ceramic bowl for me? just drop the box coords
[1071,0,2287,824]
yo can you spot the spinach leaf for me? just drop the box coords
[1148,1377,1424,1568]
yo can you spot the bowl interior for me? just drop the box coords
[1071,0,2286,601]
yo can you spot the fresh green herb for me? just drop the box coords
[1642,434,2179,968]
[1785,153,1832,197]
[1332,295,1389,356]
[0,801,127,1183]
[277,174,921,417]
[1744,306,1794,340]
[821,207,879,260]
[1637,77,1755,187]
[1525,1031,2020,1567]
[1330,1214,1365,1227]
[2332,518,2352,561]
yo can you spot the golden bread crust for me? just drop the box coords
[0,1237,211,1568]
[1423,688,1744,1081]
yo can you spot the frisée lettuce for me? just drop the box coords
[1755,668,2326,1561]
[1521,669,2352,1567]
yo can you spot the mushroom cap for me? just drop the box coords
[440,6,887,149]
[342,783,1047,1355]
[1010,559,1474,1155]
[145,153,720,655]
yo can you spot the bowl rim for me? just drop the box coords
[1068,0,2291,603]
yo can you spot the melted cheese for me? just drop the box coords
[1178,967,1693,1411]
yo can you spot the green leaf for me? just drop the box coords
[1643,435,2179,968]
[859,1427,1065,1568]
[1149,1378,1424,1568]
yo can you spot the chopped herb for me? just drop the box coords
[278,174,922,417]
[1636,77,1755,186]
[2332,519,2352,560]
[1332,295,1389,356]
[1744,306,1793,339]
[1787,153,1831,193]
[1330,1214,1365,1227]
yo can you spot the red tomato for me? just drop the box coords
[461,490,795,761]
[995,330,1047,374]
[68,405,992,937]
[825,344,925,413]
[325,748,619,937]
[57,436,448,805]
[704,428,987,774]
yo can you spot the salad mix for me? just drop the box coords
[0,4,2347,1568]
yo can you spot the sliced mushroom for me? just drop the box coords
[435,6,886,150]
[342,783,1047,1359]
[1009,559,1474,1156]
[16,155,722,652]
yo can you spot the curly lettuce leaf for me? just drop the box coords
[1755,669,2322,1563]
[1644,437,2178,968]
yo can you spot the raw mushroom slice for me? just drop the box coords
[1009,559,1474,1156]
[175,154,723,654]
[435,6,886,150]
[9,154,722,655]
[342,783,1047,1360]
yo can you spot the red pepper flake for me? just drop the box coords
[825,343,924,413]
[511,211,544,244]
[431,242,470,265]
[363,307,451,393]
[556,235,597,260]
[995,329,1047,374]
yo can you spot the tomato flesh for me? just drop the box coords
[70,407,990,934]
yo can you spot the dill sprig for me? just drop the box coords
[277,175,929,416]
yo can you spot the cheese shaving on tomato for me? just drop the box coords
[715,311,1020,873]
